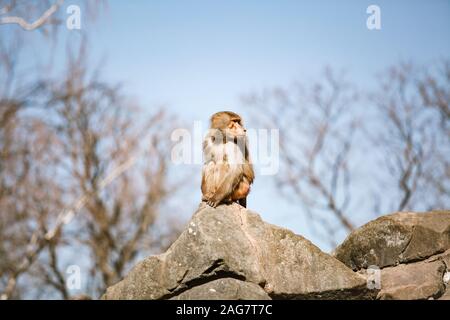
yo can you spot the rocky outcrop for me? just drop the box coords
[102,203,375,300]
[334,211,450,270]
[102,206,450,300]
[334,211,450,300]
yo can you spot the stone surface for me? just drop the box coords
[170,278,271,300]
[102,207,450,300]
[377,258,446,300]
[433,249,450,300]
[333,211,450,270]
[102,203,374,300]
[438,290,450,300]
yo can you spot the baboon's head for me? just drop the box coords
[210,111,246,139]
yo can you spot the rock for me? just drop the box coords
[438,290,450,300]
[334,211,450,270]
[170,278,271,300]
[102,203,375,300]
[377,258,446,300]
[70,294,92,300]
[102,206,450,300]
[434,249,450,300]
[102,256,171,299]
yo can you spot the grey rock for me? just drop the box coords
[170,278,271,300]
[103,203,374,300]
[438,290,450,300]
[334,211,450,270]
[433,249,450,300]
[377,258,446,300]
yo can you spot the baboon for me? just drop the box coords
[201,111,254,208]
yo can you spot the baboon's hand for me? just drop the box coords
[206,197,220,208]
[207,200,220,208]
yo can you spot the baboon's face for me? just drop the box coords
[227,117,246,137]
[210,111,247,140]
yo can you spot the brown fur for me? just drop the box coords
[201,111,254,208]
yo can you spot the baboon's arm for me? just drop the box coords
[206,167,243,208]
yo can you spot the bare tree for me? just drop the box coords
[0,0,183,299]
[47,52,180,296]
[0,0,93,299]
[0,0,64,31]
[0,56,183,299]
[0,48,183,299]
[242,68,360,246]
[0,27,54,299]
[242,62,449,247]
[371,62,450,212]
[418,61,450,203]
[0,0,106,32]
[418,61,450,125]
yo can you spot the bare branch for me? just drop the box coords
[0,0,64,31]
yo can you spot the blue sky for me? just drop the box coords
[87,0,449,119]
[15,0,450,251]
[90,0,450,251]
